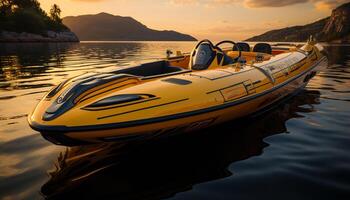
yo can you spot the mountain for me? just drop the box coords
[246,18,328,42]
[246,2,350,42]
[62,13,197,41]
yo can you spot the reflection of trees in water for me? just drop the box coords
[324,45,350,66]
[77,43,144,61]
[0,43,144,89]
[41,89,320,200]
[0,43,76,81]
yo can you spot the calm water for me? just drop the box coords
[0,42,349,200]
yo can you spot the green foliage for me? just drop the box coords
[50,4,61,23]
[0,0,68,34]
[14,9,46,33]
[12,0,40,9]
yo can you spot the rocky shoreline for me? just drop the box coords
[0,31,79,42]
[246,2,350,43]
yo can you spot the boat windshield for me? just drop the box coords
[192,43,216,70]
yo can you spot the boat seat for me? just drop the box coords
[114,60,184,77]
[233,42,250,52]
[253,43,272,54]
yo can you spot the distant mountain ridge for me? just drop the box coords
[246,2,350,42]
[62,13,196,41]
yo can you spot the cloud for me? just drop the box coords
[244,0,308,7]
[312,0,349,11]
[169,0,200,5]
[170,0,308,7]
[170,0,241,6]
[193,19,288,40]
[204,0,241,7]
[244,0,348,8]
[171,0,348,9]
[212,0,241,4]
[70,0,108,2]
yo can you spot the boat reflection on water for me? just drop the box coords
[41,89,321,200]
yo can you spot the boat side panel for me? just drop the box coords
[64,56,326,143]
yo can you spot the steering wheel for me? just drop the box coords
[215,40,241,62]
[192,39,222,53]
[190,39,225,70]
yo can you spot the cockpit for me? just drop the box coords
[189,40,240,70]
[109,39,275,79]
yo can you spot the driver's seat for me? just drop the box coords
[191,43,234,70]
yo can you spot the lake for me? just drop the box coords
[0,42,349,200]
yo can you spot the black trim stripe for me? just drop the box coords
[290,62,305,72]
[206,80,249,94]
[243,80,256,94]
[254,81,273,89]
[82,97,161,111]
[242,84,249,97]
[189,73,232,81]
[274,73,285,79]
[97,98,189,120]
[189,68,255,81]
[218,90,225,100]
[167,55,185,60]
[141,70,191,80]
[253,80,262,85]
[79,82,136,103]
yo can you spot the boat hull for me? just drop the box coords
[31,56,327,146]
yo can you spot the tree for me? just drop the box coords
[50,4,61,23]
[0,0,13,16]
[0,0,67,33]
[1,0,42,15]
[12,0,40,10]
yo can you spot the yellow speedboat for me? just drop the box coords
[28,39,327,146]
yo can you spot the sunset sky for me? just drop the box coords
[38,0,348,40]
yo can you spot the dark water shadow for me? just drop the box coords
[324,45,350,66]
[0,43,76,89]
[41,89,320,200]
